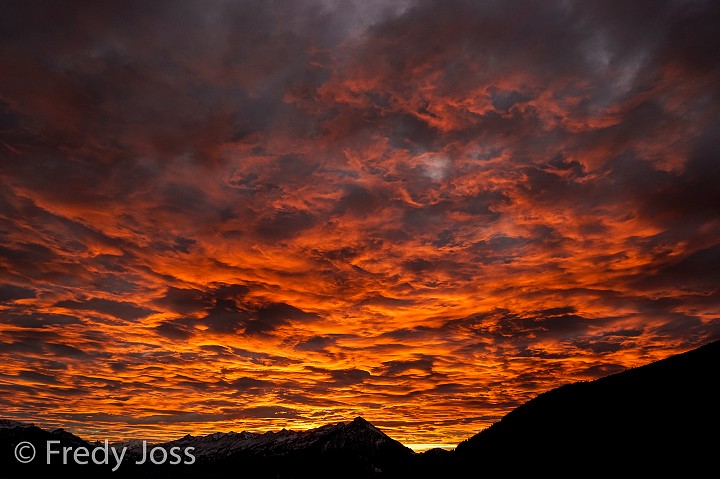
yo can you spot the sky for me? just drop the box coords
[1,0,719,449]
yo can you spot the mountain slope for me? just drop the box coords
[455,339,720,474]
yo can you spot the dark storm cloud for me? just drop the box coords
[153,283,289,335]
[534,312,591,337]
[295,335,337,352]
[382,357,434,376]
[0,283,36,302]
[489,87,533,112]
[333,183,387,217]
[0,244,61,276]
[155,319,197,340]
[0,383,37,395]
[246,303,320,335]
[227,377,272,393]
[55,298,156,321]
[212,283,252,299]
[357,293,416,308]
[328,368,372,386]
[15,370,60,385]
[0,330,95,359]
[0,312,83,328]
[199,292,319,336]
[200,298,249,334]
[642,244,720,290]
[152,287,209,314]
[636,123,720,229]
[302,366,375,390]
[466,236,528,266]
[379,326,435,342]
[45,343,93,359]
[256,208,318,241]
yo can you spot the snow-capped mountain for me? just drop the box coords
[139,416,412,460]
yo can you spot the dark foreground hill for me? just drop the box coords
[2,340,719,477]
[455,339,720,474]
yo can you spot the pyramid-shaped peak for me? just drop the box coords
[343,416,385,437]
[348,416,378,430]
[311,416,412,455]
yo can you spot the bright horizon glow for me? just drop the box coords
[405,444,456,453]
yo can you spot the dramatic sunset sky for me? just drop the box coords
[1,0,719,450]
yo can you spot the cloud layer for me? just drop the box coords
[1,0,719,446]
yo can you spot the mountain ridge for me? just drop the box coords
[0,414,416,478]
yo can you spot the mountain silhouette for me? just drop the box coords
[0,416,414,478]
[454,339,720,475]
[157,416,411,458]
[130,416,415,478]
[2,340,719,477]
